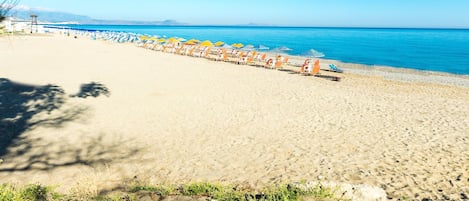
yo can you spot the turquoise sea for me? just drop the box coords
[58,25,469,75]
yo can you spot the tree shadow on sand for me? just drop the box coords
[0,78,136,172]
[71,82,111,98]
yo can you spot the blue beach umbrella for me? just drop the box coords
[304,48,325,58]
[270,46,292,54]
[221,44,233,49]
[255,44,270,50]
[241,44,255,51]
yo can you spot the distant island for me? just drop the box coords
[9,8,186,25]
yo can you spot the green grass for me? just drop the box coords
[0,184,61,201]
[0,182,338,201]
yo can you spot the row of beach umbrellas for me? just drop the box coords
[68,30,317,56]
[137,35,271,50]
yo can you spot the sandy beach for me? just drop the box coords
[1,34,468,200]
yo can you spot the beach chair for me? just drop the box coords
[275,61,283,69]
[246,51,257,65]
[204,47,212,58]
[222,49,229,61]
[189,47,196,56]
[329,64,344,73]
[265,58,276,69]
[235,52,245,63]
[275,56,289,70]
[311,60,320,75]
[300,59,320,76]
[300,59,312,73]
[256,53,267,66]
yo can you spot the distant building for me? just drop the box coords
[1,16,45,33]
[1,17,30,32]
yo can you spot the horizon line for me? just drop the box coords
[44,24,469,30]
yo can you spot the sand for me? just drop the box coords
[1,34,468,200]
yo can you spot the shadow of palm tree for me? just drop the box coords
[0,78,134,172]
[0,78,69,157]
[71,82,110,98]
[0,134,141,172]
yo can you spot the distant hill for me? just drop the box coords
[9,8,186,25]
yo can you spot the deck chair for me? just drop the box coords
[204,47,212,58]
[311,60,320,75]
[265,58,276,69]
[222,49,229,61]
[247,51,257,65]
[275,61,283,69]
[300,59,312,74]
[189,47,196,56]
[329,64,344,73]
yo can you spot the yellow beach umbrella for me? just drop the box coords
[186,39,200,43]
[148,37,158,41]
[200,40,214,47]
[185,39,200,45]
[139,35,150,41]
[231,43,244,49]
[214,41,225,47]
[184,41,197,45]
[167,37,180,43]
[157,38,167,43]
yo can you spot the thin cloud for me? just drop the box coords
[13,5,56,12]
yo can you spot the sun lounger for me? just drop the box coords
[300,59,312,73]
[329,64,344,73]
[265,58,276,69]
[311,60,320,75]
[299,59,320,76]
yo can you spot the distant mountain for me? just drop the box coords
[9,8,186,25]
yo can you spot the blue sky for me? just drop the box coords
[17,0,469,28]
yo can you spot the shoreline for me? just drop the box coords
[45,26,469,77]
[1,33,468,200]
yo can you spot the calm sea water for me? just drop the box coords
[61,25,469,75]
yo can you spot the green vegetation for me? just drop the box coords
[0,182,338,201]
[1,0,19,23]
[0,184,61,201]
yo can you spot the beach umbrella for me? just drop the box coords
[221,44,233,49]
[279,46,292,51]
[184,41,197,45]
[167,37,180,43]
[231,43,244,49]
[187,39,200,43]
[148,36,158,41]
[139,35,150,41]
[255,44,270,50]
[306,48,325,58]
[157,38,167,43]
[271,46,292,53]
[214,41,225,47]
[185,39,200,45]
[177,37,187,42]
[200,40,214,47]
[241,44,254,51]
